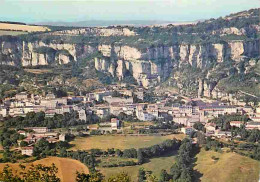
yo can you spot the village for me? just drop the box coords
[0,83,259,157]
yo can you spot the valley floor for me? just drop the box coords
[69,134,185,151]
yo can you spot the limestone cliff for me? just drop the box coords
[0,38,259,88]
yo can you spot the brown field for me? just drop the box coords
[0,157,89,182]
[0,23,50,32]
[194,149,260,182]
[70,134,186,151]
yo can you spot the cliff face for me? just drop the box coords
[0,40,97,67]
[50,27,136,36]
[0,38,259,88]
[94,40,258,87]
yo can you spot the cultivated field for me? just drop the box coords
[0,23,50,32]
[0,30,28,36]
[0,157,89,182]
[70,134,186,150]
[98,150,177,181]
[194,149,260,182]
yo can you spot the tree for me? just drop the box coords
[196,132,206,145]
[20,141,29,147]
[107,172,131,182]
[137,149,145,164]
[0,163,61,182]
[33,138,50,157]
[193,122,205,131]
[76,171,103,182]
[138,168,146,182]
[159,169,170,182]
[122,148,137,158]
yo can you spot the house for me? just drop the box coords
[104,96,133,105]
[46,137,59,143]
[134,91,144,100]
[21,146,34,156]
[25,127,50,133]
[15,92,28,100]
[95,107,110,118]
[230,121,243,128]
[17,130,27,136]
[78,109,87,121]
[111,118,120,130]
[136,110,155,121]
[94,91,112,101]
[246,122,260,130]
[85,93,95,102]
[110,103,124,116]
[46,93,56,100]
[215,130,232,138]
[205,123,216,134]
[181,127,193,135]
[59,134,66,141]
[0,107,7,117]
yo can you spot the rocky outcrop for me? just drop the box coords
[0,36,259,88]
[50,27,136,37]
[94,57,173,88]
[0,40,98,67]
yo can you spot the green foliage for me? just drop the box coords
[193,122,205,131]
[33,138,51,157]
[122,148,137,158]
[138,168,146,182]
[3,111,95,129]
[20,141,29,147]
[0,128,22,148]
[76,171,103,182]
[137,149,145,164]
[107,172,131,182]
[169,138,194,182]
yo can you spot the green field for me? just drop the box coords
[98,150,177,181]
[69,134,185,150]
[0,30,27,36]
[194,149,260,182]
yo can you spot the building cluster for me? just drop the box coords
[0,83,259,142]
[18,127,66,156]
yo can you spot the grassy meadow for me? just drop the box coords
[69,134,186,151]
[194,149,260,182]
[98,150,177,181]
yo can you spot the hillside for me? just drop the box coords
[0,8,259,102]
[194,149,260,182]
[0,157,89,182]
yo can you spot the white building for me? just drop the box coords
[0,107,7,117]
[136,110,155,121]
[246,122,260,130]
[111,118,120,130]
[230,121,243,128]
[21,147,34,156]
[59,134,66,141]
[78,109,87,121]
[25,127,50,133]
